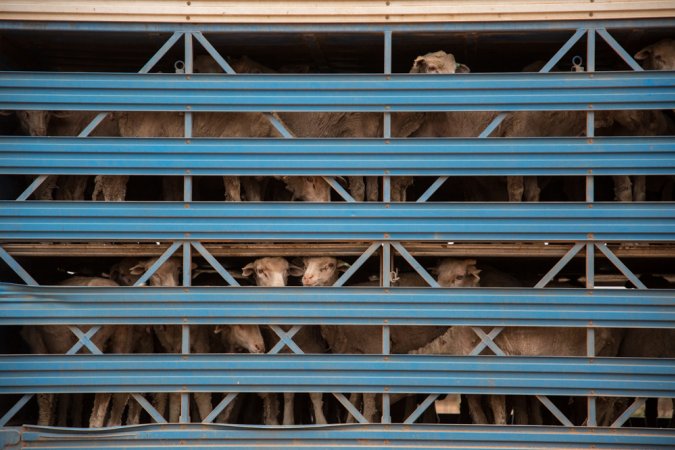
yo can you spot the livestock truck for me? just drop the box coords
[0,1,674,448]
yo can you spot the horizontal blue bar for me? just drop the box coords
[3,423,674,449]
[2,136,674,176]
[1,18,674,33]
[1,284,673,327]
[1,202,673,242]
[1,71,673,112]
[1,354,673,396]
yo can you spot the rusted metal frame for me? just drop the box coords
[469,327,506,356]
[468,327,504,356]
[534,242,585,288]
[333,393,369,424]
[190,241,240,287]
[390,242,439,288]
[15,175,49,201]
[69,326,104,355]
[414,28,589,205]
[595,243,648,289]
[181,242,191,423]
[191,31,293,138]
[202,392,237,424]
[416,177,448,203]
[133,242,182,286]
[333,242,381,287]
[0,324,105,426]
[268,325,303,355]
[404,394,440,425]
[0,394,31,426]
[476,27,588,141]
[79,31,184,140]
[0,245,37,285]
[611,398,646,428]
[596,28,644,71]
[536,395,574,427]
[68,326,168,424]
[183,32,193,212]
[381,241,392,424]
[323,176,357,202]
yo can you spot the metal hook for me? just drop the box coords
[174,60,185,74]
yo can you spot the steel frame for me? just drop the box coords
[1,17,675,446]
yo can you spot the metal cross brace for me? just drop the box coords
[133,241,182,286]
[390,242,440,287]
[535,242,585,288]
[536,395,574,427]
[191,241,240,286]
[0,245,38,285]
[191,31,294,138]
[333,242,381,287]
[323,176,357,203]
[469,327,506,356]
[595,243,647,289]
[611,398,646,428]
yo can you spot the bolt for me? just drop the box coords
[186,15,191,20]
[384,233,390,238]
[186,105,191,110]
[184,203,190,208]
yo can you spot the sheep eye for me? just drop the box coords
[328,263,335,269]
[256,269,264,275]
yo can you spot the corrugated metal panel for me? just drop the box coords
[0,0,674,23]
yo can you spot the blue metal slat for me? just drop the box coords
[0,423,673,449]
[1,354,673,397]
[1,201,673,241]
[1,136,674,176]
[1,284,673,327]
[1,71,673,112]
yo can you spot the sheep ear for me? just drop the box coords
[128,264,146,275]
[634,47,652,61]
[337,260,351,272]
[241,263,255,277]
[213,325,223,334]
[190,262,198,270]
[289,265,305,277]
[456,63,471,73]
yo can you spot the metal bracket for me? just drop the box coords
[469,327,505,356]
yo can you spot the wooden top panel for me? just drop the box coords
[1,1,674,24]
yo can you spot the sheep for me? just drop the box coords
[238,257,328,425]
[296,256,447,423]
[20,276,120,427]
[411,258,623,425]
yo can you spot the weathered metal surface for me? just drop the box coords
[2,284,673,327]
[1,1,674,23]
[1,71,673,112]
[1,354,674,397]
[3,242,674,258]
[2,136,674,176]
[2,423,675,449]
[1,201,673,242]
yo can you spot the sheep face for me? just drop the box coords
[242,257,301,287]
[435,258,481,288]
[299,257,349,287]
[410,50,470,74]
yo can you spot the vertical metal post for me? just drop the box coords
[383,30,392,204]
[585,28,595,217]
[180,240,192,423]
[381,242,391,423]
[184,31,193,205]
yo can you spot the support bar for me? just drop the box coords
[1,284,673,327]
[1,354,673,397]
[2,201,673,242]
